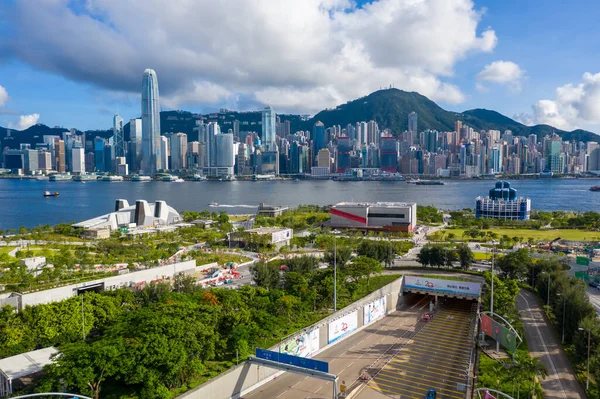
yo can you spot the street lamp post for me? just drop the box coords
[491,242,496,316]
[557,293,566,344]
[332,230,341,312]
[546,273,551,307]
[579,327,591,390]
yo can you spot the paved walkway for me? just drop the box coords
[516,290,586,399]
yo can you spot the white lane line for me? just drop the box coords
[519,292,568,399]
[276,390,288,398]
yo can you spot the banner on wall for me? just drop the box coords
[281,328,320,358]
[363,296,387,325]
[481,313,517,353]
[328,311,358,344]
[404,276,481,296]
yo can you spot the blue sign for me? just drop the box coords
[255,348,329,373]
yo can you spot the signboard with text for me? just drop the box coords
[576,256,590,266]
[328,311,358,344]
[404,276,481,296]
[281,328,320,358]
[363,296,387,325]
[255,348,329,373]
[481,313,517,353]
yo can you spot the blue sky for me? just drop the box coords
[0,0,599,133]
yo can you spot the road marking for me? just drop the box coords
[518,292,568,399]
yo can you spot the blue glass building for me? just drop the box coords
[475,181,531,220]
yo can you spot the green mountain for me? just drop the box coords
[307,89,599,142]
[1,88,598,149]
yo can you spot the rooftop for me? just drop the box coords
[245,227,290,234]
[0,347,58,380]
[334,201,416,207]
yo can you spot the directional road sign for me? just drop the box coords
[255,348,329,373]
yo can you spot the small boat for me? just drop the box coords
[132,174,152,182]
[43,191,59,197]
[415,180,445,186]
[590,186,600,192]
[174,178,185,183]
[208,202,219,207]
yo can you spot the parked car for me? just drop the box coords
[426,389,437,399]
[589,282,598,288]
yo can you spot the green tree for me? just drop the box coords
[347,256,383,288]
[251,261,280,289]
[456,243,474,270]
[41,339,124,399]
[496,248,531,280]
[323,245,353,271]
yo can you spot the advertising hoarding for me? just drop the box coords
[281,328,320,358]
[271,229,292,244]
[481,313,517,353]
[363,296,387,325]
[404,276,481,296]
[328,311,358,344]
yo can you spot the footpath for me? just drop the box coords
[516,289,587,399]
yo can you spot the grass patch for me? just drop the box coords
[443,228,600,241]
[0,246,16,254]
[473,251,492,261]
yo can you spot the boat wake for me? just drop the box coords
[212,204,258,208]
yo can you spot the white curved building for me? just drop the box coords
[142,69,161,174]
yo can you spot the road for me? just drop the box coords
[586,285,600,315]
[241,295,432,399]
[516,290,586,399]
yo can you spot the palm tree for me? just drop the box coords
[515,355,548,398]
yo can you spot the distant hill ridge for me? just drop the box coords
[1,88,597,148]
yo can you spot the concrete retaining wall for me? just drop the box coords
[18,260,198,308]
[177,275,404,399]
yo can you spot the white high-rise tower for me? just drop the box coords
[141,69,161,174]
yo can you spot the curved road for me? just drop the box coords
[516,290,586,399]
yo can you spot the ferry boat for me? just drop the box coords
[36,176,50,181]
[415,180,445,186]
[101,175,124,181]
[73,174,98,181]
[131,174,152,182]
[590,186,600,192]
[43,191,59,197]
[208,202,219,207]
[192,174,207,181]
[49,173,72,181]
[161,175,178,182]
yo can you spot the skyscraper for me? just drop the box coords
[142,69,161,174]
[170,133,188,170]
[113,113,125,159]
[408,112,417,134]
[262,106,276,151]
[72,147,85,174]
[94,138,105,172]
[129,118,142,172]
[313,121,326,159]
[55,139,66,172]
[216,133,235,176]
[160,136,169,171]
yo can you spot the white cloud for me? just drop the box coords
[515,72,600,131]
[7,0,496,114]
[0,85,8,107]
[8,113,40,130]
[477,60,524,92]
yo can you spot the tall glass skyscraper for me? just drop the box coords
[141,69,161,174]
[262,106,276,151]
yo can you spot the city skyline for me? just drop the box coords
[1,0,600,133]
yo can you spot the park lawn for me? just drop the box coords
[443,228,600,242]
[473,251,492,261]
[0,246,16,254]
